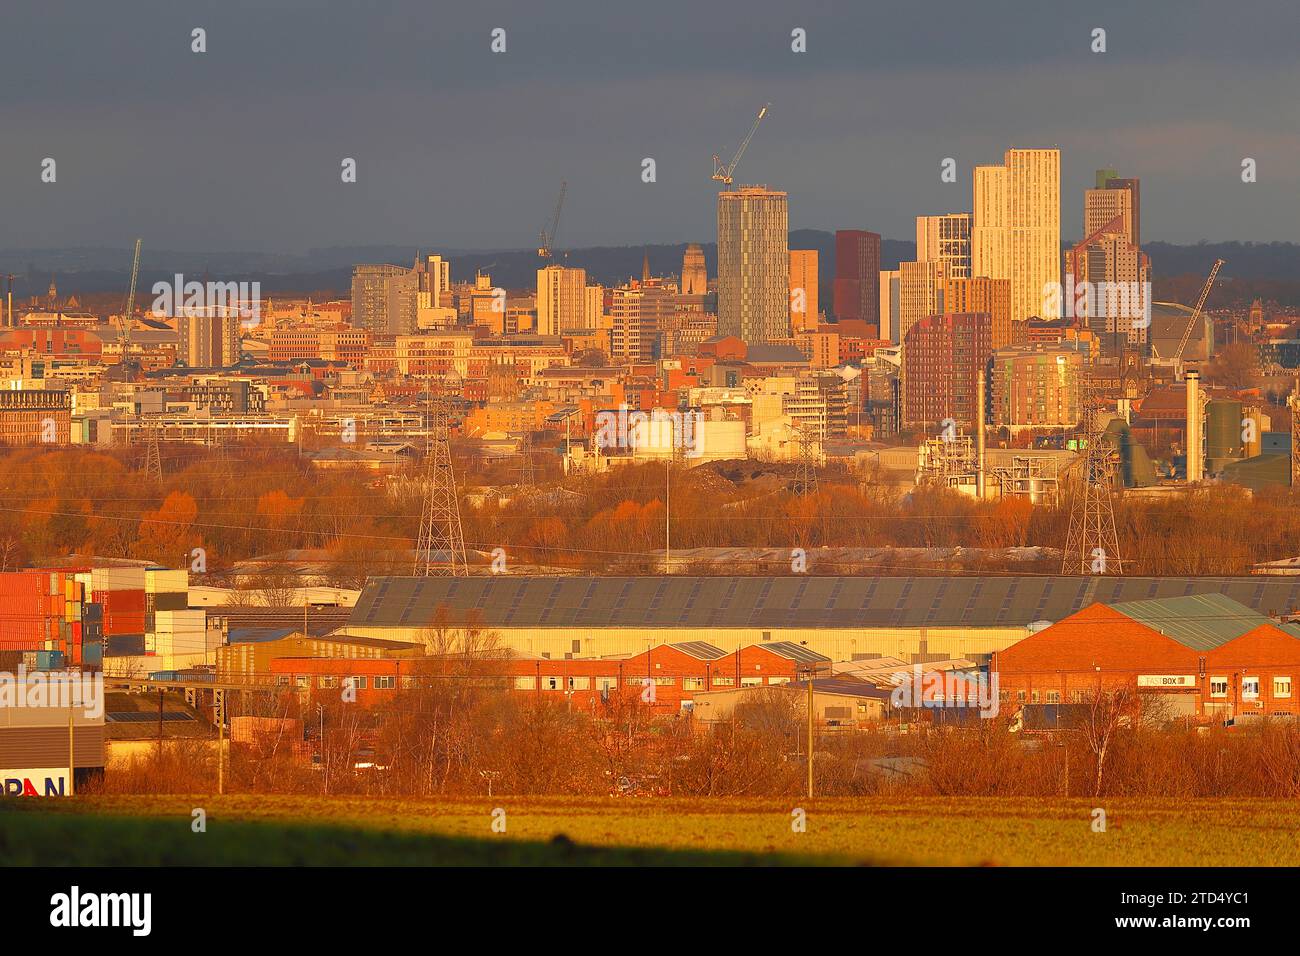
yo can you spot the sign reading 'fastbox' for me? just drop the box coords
[1136,675,1198,688]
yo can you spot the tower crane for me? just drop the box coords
[1170,258,1224,377]
[712,103,770,187]
[537,181,567,260]
[119,239,142,357]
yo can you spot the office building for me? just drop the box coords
[901,312,992,429]
[537,265,589,336]
[944,276,1015,349]
[972,148,1060,325]
[789,249,819,333]
[897,259,945,347]
[916,213,972,280]
[717,187,790,343]
[989,345,1082,432]
[177,313,241,368]
[610,282,674,363]
[832,230,881,332]
[351,264,419,336]
[879,270,901,343]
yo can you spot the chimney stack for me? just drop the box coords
[1185,369,1202,483]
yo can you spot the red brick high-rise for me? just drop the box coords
[901,312,992,429]
[832,230,881,333]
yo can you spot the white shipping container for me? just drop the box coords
[90,566,147,593]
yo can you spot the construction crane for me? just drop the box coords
[1171,258,1224,376]
[712,103,769,187]
[119,239,142,356]
[537,182,567,260]
[1068,213,1126,285]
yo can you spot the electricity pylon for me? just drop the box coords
[142,415,163,485]
[516,428,536,491]
[792,419,821,497]
[1061,402,1123,575]
[415,387,467,576]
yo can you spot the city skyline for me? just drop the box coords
[2,0,1299,252]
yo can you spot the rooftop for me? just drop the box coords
[348,575,1300,631]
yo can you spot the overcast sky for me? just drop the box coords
[2,0,1298,252]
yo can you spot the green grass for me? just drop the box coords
[4,794,1299,866]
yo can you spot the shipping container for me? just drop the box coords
[105,634,145,656]
[34,650,64,670]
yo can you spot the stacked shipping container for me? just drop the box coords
[0,571,98,665]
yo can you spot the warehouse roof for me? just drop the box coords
[349,575,1300,631]
[1111,593,1300,651]
[762,641,832,664]
[667,641,727,661]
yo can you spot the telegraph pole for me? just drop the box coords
[806,667,815,799]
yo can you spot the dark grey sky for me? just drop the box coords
[3,0,1298,252]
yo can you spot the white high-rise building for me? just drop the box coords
[972,148,1060,325]
[717,187,789,343]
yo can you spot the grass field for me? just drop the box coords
[4,795,1300,866]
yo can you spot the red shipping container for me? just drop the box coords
[93,588,146,636]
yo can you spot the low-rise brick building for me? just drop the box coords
[993,594,1300,721]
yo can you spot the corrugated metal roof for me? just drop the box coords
[1110,593,1280,650]
[349,576,1300,631]
[667,641,727,661]
[763,641,832,664]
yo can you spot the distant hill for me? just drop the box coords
[2,237,1298,309]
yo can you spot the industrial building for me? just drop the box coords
[267,639,830,715]
[692,676,892,729]
[341,575,1300,664]
[993,593,1300,719]
[0,670,105,795]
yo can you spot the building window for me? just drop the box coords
[654,676,675,687]
[275,675,290,687]
[567,676,590,691]
[374,676,395,690]
[767,676,790,685]
[596,677,617,693]
[741,677,762,687]
[1210,677,1228,699]
[349,676,368,690]
[712,676,735,686]
[683,677,705,690]
[1030,690,1040,704]
[1274,677,1292,699]
[318,675,337,688]
[295,676,309,690]
[1016,691,1026,703]
[1046,690,1060,704]
[514,676,536,691]
[543,676,561,691]
[1242,677,1260,699]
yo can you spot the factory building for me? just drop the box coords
[993,593,1300,720]
[0,670,105,795]
[267,639,831,716]
[342,575,1300,665]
